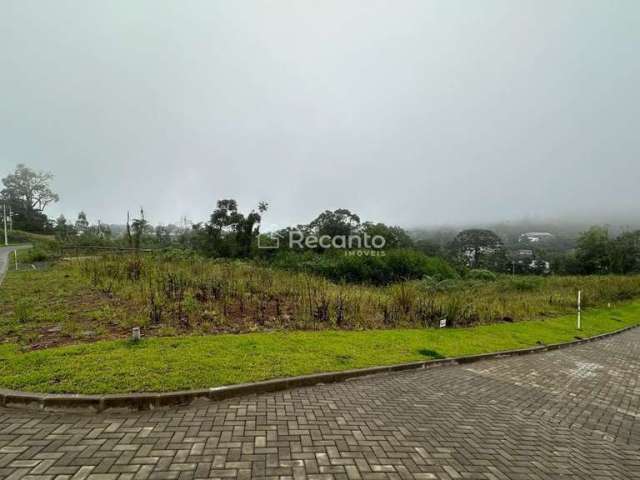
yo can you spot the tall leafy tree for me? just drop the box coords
[54,214,75,240]
[1,164,59,231]
[131,208,150,249]
[206,199,268,257]
[609,230,640,274]
[75,211,89,233]
[575,227,611,274]
[361,222,413,249]
[309,209,360,238]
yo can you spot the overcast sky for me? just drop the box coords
[1,1,638,229]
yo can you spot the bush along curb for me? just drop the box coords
[1,324,638,413]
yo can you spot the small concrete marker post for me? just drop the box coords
[577,290,582,330]
[132,327,141,342]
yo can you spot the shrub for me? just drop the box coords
[270,249,457,285]
[420,276,459,292]
[24,247,48,262]
[14,232,61,264]
[126,258,144,280]
[385,249,456,282]
[158,326,178,337]
[155,247,200,262]
[434,279,461,292]
[390,283,419,314]
[14,299,32,323]
[7,231,31,244]
[467,269,497,281]
[506,277,542,291]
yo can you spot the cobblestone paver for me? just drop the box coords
[2,329,640,479]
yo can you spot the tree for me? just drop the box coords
[131,208,151,249]
[54,214,75,240]
[1,164,59,231]
[547,251,582,275]
[155,225,171,244]
[309,209,360,238]
[89,221,111,239]
[205,199,268,257]
[609,230,640,274]
[75,211,89,234]
[207,199,242,257]
[270,211,413,253]
[361,222,413,249]
[575,227,611,274]
[449,229,505,270]
[126,211,133,247]
[414,238,441,257]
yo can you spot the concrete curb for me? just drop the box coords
[1,324,637,413]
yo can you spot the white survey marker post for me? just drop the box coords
[577,290,582,330]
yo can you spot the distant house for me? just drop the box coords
[509,248,551,274]
[519,232,553,243]
[529,259,551,274]
[462,245,500,265]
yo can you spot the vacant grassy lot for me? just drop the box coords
[1,254,640,349]
[0,301,637,394]
[1,253,638,394]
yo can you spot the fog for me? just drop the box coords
[1,1,638,229]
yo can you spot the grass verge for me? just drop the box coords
[1,300,638,394]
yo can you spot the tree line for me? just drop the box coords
[2,164,639,277]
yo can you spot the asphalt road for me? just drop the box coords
[0,245,31,285]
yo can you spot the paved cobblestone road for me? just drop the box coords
[1,328,640,480]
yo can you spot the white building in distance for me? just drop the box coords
[519,232,554,243]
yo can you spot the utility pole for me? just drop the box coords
[3,204,7,246]
[8,206,13,232]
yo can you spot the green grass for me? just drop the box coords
[0,264,135,347]
[0,300,638,394]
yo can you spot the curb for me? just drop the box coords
[1,324,637,413]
